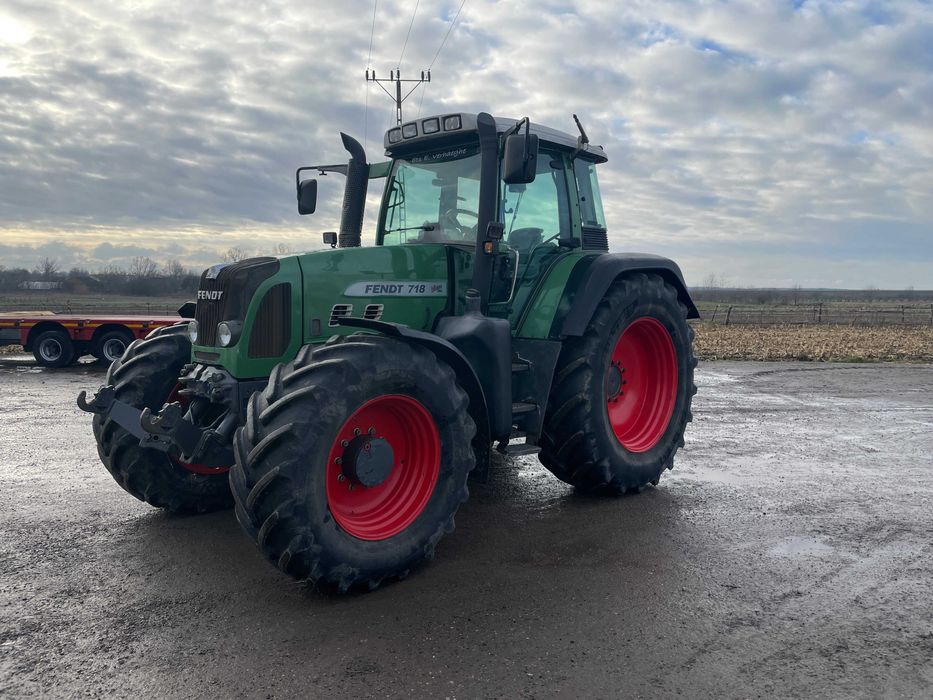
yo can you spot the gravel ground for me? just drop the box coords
[0,354,931,698]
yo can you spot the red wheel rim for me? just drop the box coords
[166,384,231,475]
[606,317,678,453]
[326,395,440,541]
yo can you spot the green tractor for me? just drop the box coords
[79,112,699,591]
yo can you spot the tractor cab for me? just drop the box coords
[296,113,610,323]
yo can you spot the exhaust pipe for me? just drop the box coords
[338,133,368,248]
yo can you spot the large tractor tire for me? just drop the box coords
[540,273,696,493]
[230,334,475,591]
[92,324,233,513]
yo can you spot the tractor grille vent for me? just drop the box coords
[329,304,353,327]
[581,227,609,251]
[363,304,384,321]
[194,257,278,346]
[248,283,291,358]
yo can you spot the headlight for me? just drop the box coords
[217,321,241,347]
[187,320,199,344]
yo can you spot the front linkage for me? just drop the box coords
[78,362,255,469]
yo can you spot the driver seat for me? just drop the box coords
[507,227,543,253]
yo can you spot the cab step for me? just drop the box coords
[496,441,541,457]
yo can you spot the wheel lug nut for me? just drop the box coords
[334,457,342,465]
[340,439,349,447]
[353,428,361,436]
[368,427,375,435]
[337,474,346,482]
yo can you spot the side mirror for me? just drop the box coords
[502,133,538,185]
[322,231,337,248]
[297,179,318,215]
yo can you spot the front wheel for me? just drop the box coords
[539,273,697,493]
[230,334,476,591]
[92,325,233,513]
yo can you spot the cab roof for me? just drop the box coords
[384,112,608,164]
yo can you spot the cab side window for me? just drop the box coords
[500,148,570,253]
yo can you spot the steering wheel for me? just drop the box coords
[442,208,479,237]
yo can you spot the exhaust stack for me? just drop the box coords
[338,133,368,248]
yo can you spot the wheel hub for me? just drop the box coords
[342,435,394,488]
[607,361,624,400]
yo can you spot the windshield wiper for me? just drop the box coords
[383,222,439,234]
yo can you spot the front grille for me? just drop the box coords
[329,304,353,327]
[581,227,609,251]
[194,257,278,346]
[248,283,291,358]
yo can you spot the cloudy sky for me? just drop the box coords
[1,0,931,287]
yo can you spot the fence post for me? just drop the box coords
[930,304,932,326]
[818,303,822,324]
[901,305,905,324]
[710,305,718,323]
[725,306,733,326]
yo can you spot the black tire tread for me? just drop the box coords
[91,324,233,513]
[540,273,697,494]
[229,333,475,592]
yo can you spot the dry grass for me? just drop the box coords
[693,322,933,363]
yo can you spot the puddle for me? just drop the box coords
[768,536,834,557]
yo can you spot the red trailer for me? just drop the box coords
[0,311,185,367]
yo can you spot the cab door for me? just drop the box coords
[488,148,572,324]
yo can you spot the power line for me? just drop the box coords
[428,0,466,69]
[366,0,378,67]
[397,0,420,68]
[363,0,378,151]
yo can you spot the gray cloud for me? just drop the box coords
[0,0,931,287]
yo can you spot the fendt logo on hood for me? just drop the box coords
[197,290,224,301]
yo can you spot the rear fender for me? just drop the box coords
[556,254,699,337]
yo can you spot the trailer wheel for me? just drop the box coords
[33,329,76,368]
[539,273,697,493]
[230,334,475,591]
[92,324,233,513]
[93,329,135,365]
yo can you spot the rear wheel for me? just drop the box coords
[230,334,475,591]
[92,325,233,513]
[540,273,696,493]
[33,329,76,368]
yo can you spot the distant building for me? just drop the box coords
[19,281,61,291]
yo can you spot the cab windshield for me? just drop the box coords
[379,144,481,246]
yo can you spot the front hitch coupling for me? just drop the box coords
[77,385,116,414]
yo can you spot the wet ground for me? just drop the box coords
[0,354,931,698]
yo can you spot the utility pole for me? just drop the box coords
[365,69,431,125]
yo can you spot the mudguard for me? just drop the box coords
[556,253,699,337]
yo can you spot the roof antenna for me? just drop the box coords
[571,113,589,160]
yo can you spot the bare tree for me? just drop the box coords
[129,256,159,278]
[223,247,249,262]
[702,273,720,289]
[864,284,877,302]
[163,258,185,278]
[792,283,803,306]
[35,257,60,280]
[273,242,292,255]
